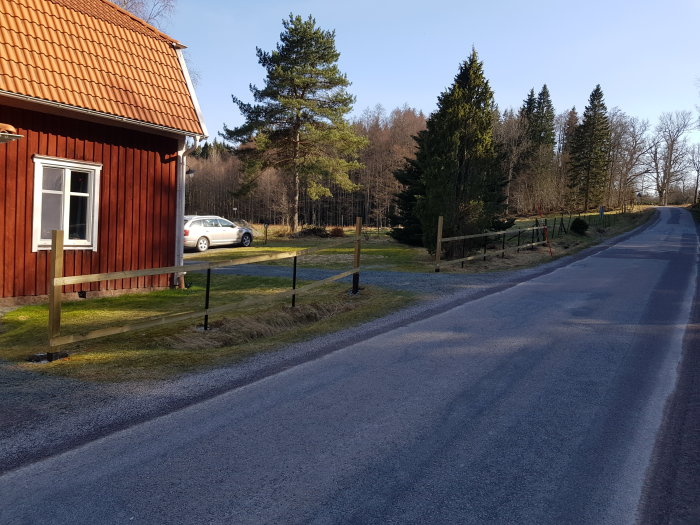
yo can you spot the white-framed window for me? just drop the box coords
[32,155,102,251]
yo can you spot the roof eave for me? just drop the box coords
[0,90,204,139]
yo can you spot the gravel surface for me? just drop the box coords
[0,218,656,475]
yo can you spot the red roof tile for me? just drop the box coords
[0,0,205,136]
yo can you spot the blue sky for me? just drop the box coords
[167,0,700,140]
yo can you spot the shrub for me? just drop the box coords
[290,226,330,238]
[491,217,516,231]
[570,217,589,235]
[329,227,345,237]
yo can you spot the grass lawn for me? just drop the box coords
[184,234,434,272]
[0,273,413,382]
[186,208,654,273]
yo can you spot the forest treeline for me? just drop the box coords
[186,96,700,230]
[186,105,426,227]
[184,15,700,248]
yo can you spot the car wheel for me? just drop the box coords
[240,233,252,247]
[196,237,209,252]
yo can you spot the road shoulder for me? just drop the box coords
[638,214,700,523]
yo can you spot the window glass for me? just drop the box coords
[68,195,89,239]
[40,193,62,239]
[42,167,63,191]
[204,219,218,227]
[33,157,101,251]
[192,220,204,227]
[70,171,90,194]
[219,219,234,228]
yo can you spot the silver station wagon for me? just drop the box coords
[183,215,254,252]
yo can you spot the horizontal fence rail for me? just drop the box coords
[434,216,552,272]
[47,218,364,348]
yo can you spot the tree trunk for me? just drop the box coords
[290,126,301,232]
[292,171,300,232]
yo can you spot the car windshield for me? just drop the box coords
[231,219,250,228]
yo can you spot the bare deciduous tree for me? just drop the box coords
[354,105,426,227]
[691,143,700,204]
[607,110,651,210]
[649,111,693,205]
[494,109,529,211]
[112,0,175,27]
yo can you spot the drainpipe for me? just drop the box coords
[175,135,201,288]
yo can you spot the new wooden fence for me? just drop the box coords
[434,215,552,272]
[47,218,364,348]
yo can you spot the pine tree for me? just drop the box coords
[568,85,611,210]
[220,14,366,231]
[392,49,504,252]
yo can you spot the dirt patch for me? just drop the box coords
[162,301,357,350]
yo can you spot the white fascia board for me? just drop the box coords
[175,48,209,139]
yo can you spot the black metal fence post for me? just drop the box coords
[203,268,211,330]
[291,255,297,307]
[352,217,361,294]
[501,231,506,258]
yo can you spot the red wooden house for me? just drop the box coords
[0,0,207,301]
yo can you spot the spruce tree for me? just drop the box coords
[568,85,611,210]
[389,153,425,245]
[221,14,366,231]
[533,85,556,148]
[392,49,504,252]
[520,85,556,161]
[520,89,537,127]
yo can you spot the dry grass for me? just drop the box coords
[436,208,654,273]
[0,274,413,382]
[162,302,355,350]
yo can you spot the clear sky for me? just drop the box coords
[166,0,700,140]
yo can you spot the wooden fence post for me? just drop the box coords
[352,217,362,294]
[48,230,64,342]
[435,215,443,273]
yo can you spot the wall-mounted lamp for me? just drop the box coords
[0,123,23,144]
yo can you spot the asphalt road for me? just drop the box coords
[1,207,697,524]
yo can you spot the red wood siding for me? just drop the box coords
[0,104,179,298]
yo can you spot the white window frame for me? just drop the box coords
[32,155,102,252]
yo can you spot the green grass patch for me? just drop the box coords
[0,273,414,382]
[185,235,433,272]
[185,208,653,274]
